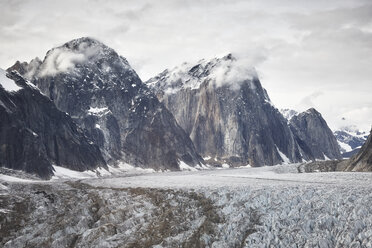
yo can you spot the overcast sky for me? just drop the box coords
[1,0,371,131]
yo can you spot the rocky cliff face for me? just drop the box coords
[10,37,202,170]
[0,69,106,179]
[147,54,303,166]
[344,129,372,171]
[289,108,342,160]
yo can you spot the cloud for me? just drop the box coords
[0,0,371,130]
[336,107,372,131]
[209,56,259,90]
[39,48,85,76]
[298,91,323,109]
[38,40,101,76]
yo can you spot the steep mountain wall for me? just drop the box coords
[0,70,106,179]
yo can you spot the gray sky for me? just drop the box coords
[1,0,371,131]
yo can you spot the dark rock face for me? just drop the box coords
[10,37,202,170]
[289,108,342,160]
[147,55,303,166]
[340,148,360,158]
[345,129,372,171]
[0,70,106,179]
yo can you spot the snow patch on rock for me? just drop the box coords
[338,140,352,153]
[276,146,291,164]
[0,69,21,92]
[179,161,198,171]
[51,165,98,179]
[87,106,110,116]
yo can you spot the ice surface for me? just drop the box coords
[0,174,38,183]
[50,163,156,180]
[106,162,155,175]
[2,164,372,247]
[51,165,99,179]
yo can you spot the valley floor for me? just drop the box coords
[1,164,372,247]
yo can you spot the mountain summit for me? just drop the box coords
[5,39,342,176]
[288,108,341,161]
[9,37,203,172]
[147,55,342,166]
[147,54,305,166]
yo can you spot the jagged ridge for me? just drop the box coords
[147,54,305,166]
[9,37,203,171]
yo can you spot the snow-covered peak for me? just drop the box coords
[147,54,258,95]
[280,108,298,121]
[0,69,21,92]
[334,125,368,156]
[36,37,133,77]
[64,37,104,49]
[304,108,321,116]
[281,108,325,122]
[336,125,368,137]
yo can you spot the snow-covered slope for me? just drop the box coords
[0,69,21,92]
[280,108,298,121]
[334,125,368,158]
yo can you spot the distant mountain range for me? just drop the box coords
[0,37,353,178]
[282,109,369,159]
[344,128,372,171]
[334,126,368,158]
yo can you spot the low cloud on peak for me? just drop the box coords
[0,0,371,130]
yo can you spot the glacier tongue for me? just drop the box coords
[2,165,372,247]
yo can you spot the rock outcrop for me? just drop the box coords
[147,54,304,166]
[289,108,342,161]
[9,37,202,170]
[0,69,106,179]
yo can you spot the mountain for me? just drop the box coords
[333,126,368,158]
[289,108,342,161]
[146,54,305,167]
[280,109,298,121]
[0,69,106,179]
[343,128,372,171]
[9,37,203,171]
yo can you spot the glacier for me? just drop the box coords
[1,164,372,247]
